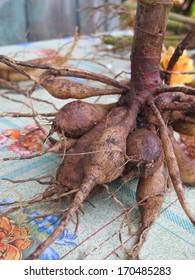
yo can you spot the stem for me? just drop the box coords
[130,0,172,103]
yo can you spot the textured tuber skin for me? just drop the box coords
[128,163,167,259]
[125,128,163,177]
[56,106,128,190]
[40,74,126,99]
[51,100,113,138]
[136,163,167,229]
[82,125,128,184]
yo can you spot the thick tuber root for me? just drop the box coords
[40,74,127,99]
[128,163,167,259]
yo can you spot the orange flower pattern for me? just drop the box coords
[161,46,194,86]
[0,124,47,156]
[0,216,32,260]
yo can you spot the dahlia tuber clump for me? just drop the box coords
[0,0,194,260]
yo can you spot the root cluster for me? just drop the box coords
[0,4,195,260]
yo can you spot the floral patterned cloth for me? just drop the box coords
[0,124,78,259]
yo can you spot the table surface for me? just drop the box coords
[0,33,194,260]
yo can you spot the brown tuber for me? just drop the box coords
[124,128,163,181]
[170,130,195,186]
[51,100,113,138]
[136,164,167,229]
[0,55,67,82]
[173,120,195,137]
[27,105,137,259]
[40,74,126,99]
[129,163,167,259]
[56,106,128,190]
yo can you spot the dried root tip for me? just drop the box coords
[125,128,163,178]
[169,129,195,186]
[128,227,148,260]
[51,100,113,138]
[48,138,77,153]
[3,151,48,161]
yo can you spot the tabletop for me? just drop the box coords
[0,33,194,260]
